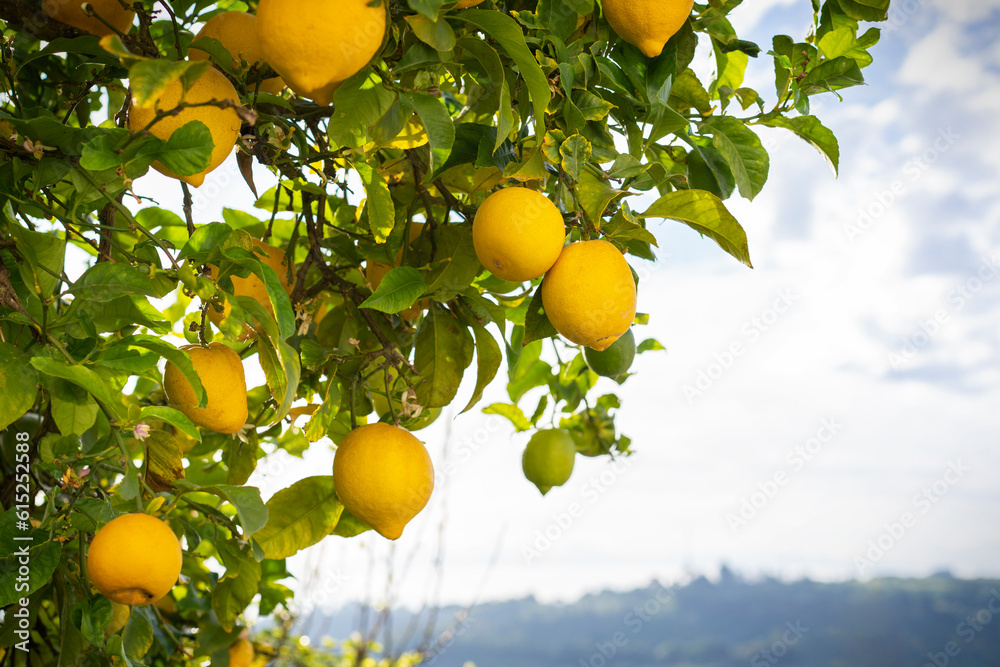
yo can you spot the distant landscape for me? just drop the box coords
[295,572,1000,667]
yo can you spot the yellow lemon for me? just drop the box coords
[365,222,427,320]
[209,240,294,337]
[257,0,387,106]
[473,188,566,282]
[541,240,636,351]
[104,602,131,637]
[227,638,254,667]
[333,423,434,540]
[190,11,286,95]
[87,513,182,606]
[127,67,242,187]
[163,342,248,435]
[522,429,576,495]
[42,0,134,36]
[602,0,694,58]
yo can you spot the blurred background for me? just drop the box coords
[126,0,1000,664]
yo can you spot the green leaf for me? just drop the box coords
[574,90,615,122]
[423,224,483,299]
[212,542,262,632]
[128,59,209,108]
[482,403,531,431]
[50,380,99,435]
[360,267,427,314]
[602,206,659,247]
[409,0,446,20]
[702,116,769,200]
[559,134,592,182]
[80,133,124,171]
[454,10,551,135]
[28,356,124,420]
[152,120,213,177]
[758,114,839,175]
[121,608,153,659]
[179,222,233,260]
[799,56,865,95]
[254,476,343,560]
[414,303,474,408]
[242,297,301,423]
[461,320,502,414]
[0,541,61,607]
[836,0,889,22]
[138,406,201,443]
[638,338,666,353]
[506,339,552,402]
[400,92,456,178]
[456,39,515,150]
[356,160,396,243]
[71,262,173,300]
[304,380,341,442]
[185,484,268,537]
[0,343,38,431]
[330,508,371,538]
[523,288,558,346]
[406,14,457,51]
[73,595,112,648]
[329,71,397,147]
[7,225,66,299]
[640,189,752,268]
[688,141,735,200]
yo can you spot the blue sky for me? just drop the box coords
[130,0,1000,610]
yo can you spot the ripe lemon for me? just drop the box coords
[190,11,286,95]
[127,67,242,187]
[603,0,694,58]
[333,423,434,540]
[584,328,636,377]
[104,602,130,636]
[366,222,427,321]
[163,342,248,435]
[227,638,254,667]
[87,513,182,606]
[522,429,576,495]
[42,0,134,37]
[257,0,387,106]
[541,240,636,351]
[209,240,294,338]
[473,188,566,282]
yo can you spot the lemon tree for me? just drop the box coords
[0,0,886,664]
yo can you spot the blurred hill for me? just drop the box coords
[296,572,1000,666]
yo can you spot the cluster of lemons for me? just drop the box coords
[473,187,639,494]
[66,0,696,656]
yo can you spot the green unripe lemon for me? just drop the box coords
[583,329,636,377]
[522,429,577,495]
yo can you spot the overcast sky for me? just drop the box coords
[130,0,1000,611]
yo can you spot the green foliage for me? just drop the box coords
[0,0,884,664]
